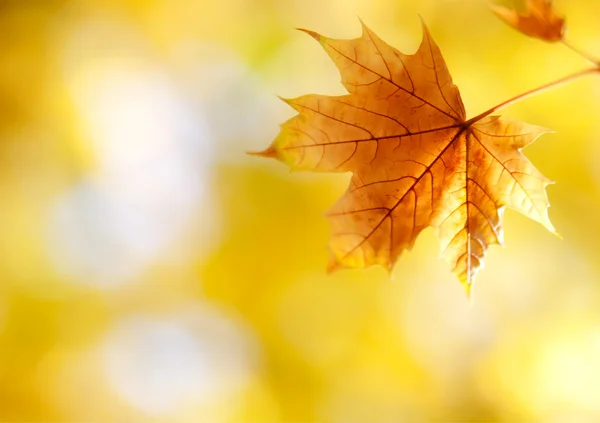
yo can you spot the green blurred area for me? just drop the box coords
[1,0,600,421]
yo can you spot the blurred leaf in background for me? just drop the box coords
[1,0,600,421]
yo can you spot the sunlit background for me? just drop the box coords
[1,0,600,421]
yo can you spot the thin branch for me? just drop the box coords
[562,38,599,65]
[466,66,599,124]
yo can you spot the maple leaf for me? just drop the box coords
[491,0,565,42]
[253,20,556,293]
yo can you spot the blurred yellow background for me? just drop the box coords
[1,0,600,421]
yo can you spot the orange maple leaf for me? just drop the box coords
[253,20,557,294]
[491,0,565,42]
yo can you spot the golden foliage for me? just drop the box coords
[491,0,565,42]
[255,20,556,292]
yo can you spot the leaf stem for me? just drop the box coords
[561,38,599,65]
[466,66,599,124]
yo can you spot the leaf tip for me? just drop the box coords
[417,14,431,36]
[357,16,371,36]
[463,282,473,300]
[327,259,342,274]
[489,3,512,20]
[247,145,279,159]
[415,14,436,53]
[383,260,394,276]
[541,219,560,238]
[277,95,291,104]
[296,28,322,42]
